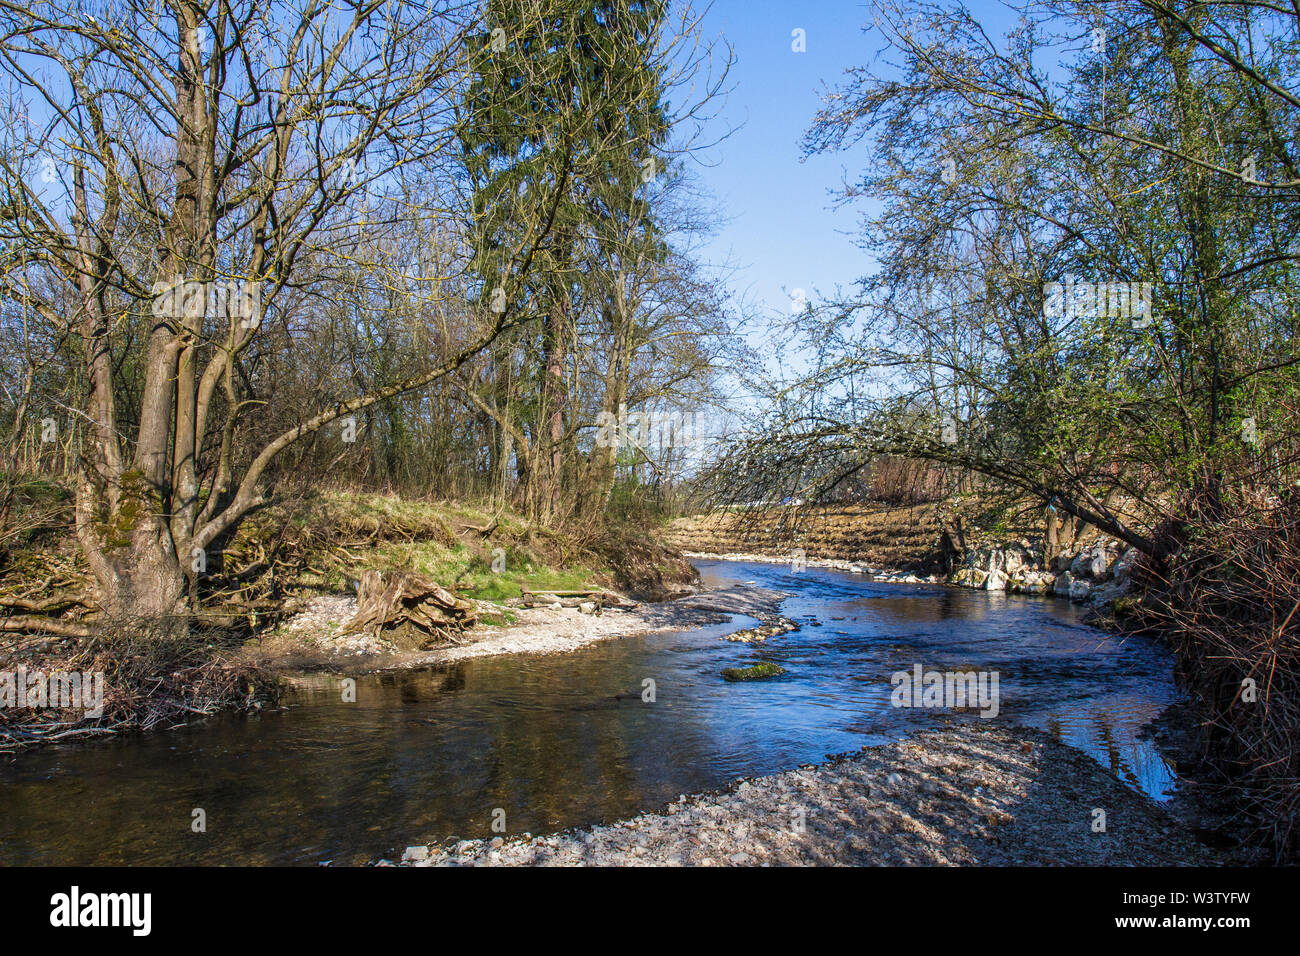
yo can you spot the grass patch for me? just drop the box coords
[226,490,617,608]
[355,538,603,603]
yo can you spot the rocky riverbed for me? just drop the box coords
[388,723,1218,867]
[681,549,941,583]
[683,539,1140,611]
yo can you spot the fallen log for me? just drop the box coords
[523,588,603,597]
[522,587,634,609]
[523,595,589,608]
[0,616,90,638]
[466,517,499,537]
[343,569,478,647]
[0,593,88,613]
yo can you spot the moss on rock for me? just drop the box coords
[721,662,786,682]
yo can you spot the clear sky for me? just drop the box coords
[688,1,886,340]
[687,1,1023,365]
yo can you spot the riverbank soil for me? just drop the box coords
[662,497,1072,569]
[1,485,697,748]
[397,723,1221,867]
[665,502,951,569]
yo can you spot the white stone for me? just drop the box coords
[1113,548,1138,582]
[1088,547,1113,579]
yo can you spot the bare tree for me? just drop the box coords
[0,0,574,625]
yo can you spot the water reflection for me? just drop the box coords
[0,559,1180,865]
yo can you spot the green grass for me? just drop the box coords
[356,539,602,604]
[280,491,607,608]
[476,608,518,627]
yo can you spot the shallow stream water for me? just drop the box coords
[0,559,1180,865]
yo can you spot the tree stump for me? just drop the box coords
[343,570,478,647]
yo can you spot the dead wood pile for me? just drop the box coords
[343,569,478,647]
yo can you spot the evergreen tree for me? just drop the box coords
[459,0,670,521]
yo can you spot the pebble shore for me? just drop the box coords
[389,723,1216,867]
[262,581,790,669]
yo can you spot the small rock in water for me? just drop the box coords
[721,662,786,681]
[722,616,799,644]
[402,845,430,862]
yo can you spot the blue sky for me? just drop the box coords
[688,1,886,341]
[685,1,1024,370]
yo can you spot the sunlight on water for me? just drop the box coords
[0,559,1181,865]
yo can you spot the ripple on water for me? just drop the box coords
[0,559,1181,865]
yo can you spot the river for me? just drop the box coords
[0,559,1181,865]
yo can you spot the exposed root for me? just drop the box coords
[1,617,279,753]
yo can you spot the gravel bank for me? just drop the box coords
[415,582,790,664]
[261,582,789,667]
[391,723,1217,867]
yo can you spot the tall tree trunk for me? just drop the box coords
[75,466,188,624]
[536,283,569,523]
[593,294,635,509]
[73,10,205,631]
